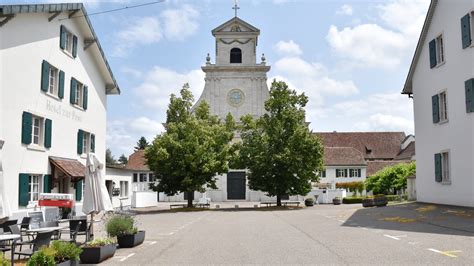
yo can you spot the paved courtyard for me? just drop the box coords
[103,203,474,265]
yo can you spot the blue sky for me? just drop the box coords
[7,0,430,157]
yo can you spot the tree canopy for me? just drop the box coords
[105,148,116,166]
[237,80,324,206]
[145,83,235,207]
[135,137,149,151]
[365,162,416,195]
[118,154,128,165]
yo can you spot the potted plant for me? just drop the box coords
[374,194,388,207]
[304,198,315,207]
[106,215,145,248]
[51,241,82,266]
[27,248,55,266]
[332,197,342,205]
[80,238,117,264]
[362,197,375,207]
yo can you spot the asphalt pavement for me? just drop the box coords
[102,202,474,265]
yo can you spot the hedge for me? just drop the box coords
[342,197,364,204]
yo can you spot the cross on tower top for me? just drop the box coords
[232,0,240,17]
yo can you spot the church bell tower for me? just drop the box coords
[195,7,270,121]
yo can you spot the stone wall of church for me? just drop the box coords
[216,38,256,66]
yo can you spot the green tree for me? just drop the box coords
[238,80,324,206]
[118,154,128,165]
[106,148,116,166]
[145,83,235,207]
[365,162,416,195]
[135,136,149,151]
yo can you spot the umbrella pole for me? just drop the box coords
[89,213,94,241]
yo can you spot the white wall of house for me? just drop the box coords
[319,166,367,185]
[0,12,110,215]
[105,168,133,209]
[412,0,474,207]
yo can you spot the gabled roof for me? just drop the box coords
[49,157,85,178]
[366,160,411,176]
[402,0,438,95]
[324,147,366,166]
[0,3,120,94]
[212,17,260,36]
[315,132,407,160]
[395,141,416,160]
[125,150,149,171]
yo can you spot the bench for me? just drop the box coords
[170,204,187,209]
[281,201,300,207]
[260,202,277,207]
[194,203,210,208]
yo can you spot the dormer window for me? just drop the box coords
[230,48,242,63]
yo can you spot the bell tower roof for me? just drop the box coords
[211,17,260,37]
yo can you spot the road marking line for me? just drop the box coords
[428,248,459,258]
[120,253,135,262]
[158,232,174,236]
[149,241,157,245]
[384,234,402,240]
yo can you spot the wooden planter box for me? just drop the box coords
[117,231,145,248]
[362,198,375,207]
[80,244,117,264]
[332,198,342,205]
[374,196,388,207]
[304,200,314,207]
[56,260,77,266]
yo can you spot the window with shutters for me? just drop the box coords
[432,91,448,124]
[74,82,84,107]
[349,169,362,178]
[435,34,445,65]
[32,116,44,146]
[48,66,59,97]
[82,131,91,154]
[29,174,42,203]
[441,152,450,183]
[318,169,326,178]
[336,169,347,178]
[120,181,129,197]
[63,28,74,55]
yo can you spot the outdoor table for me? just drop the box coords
[0,234,20,266]
[27,226,66,233]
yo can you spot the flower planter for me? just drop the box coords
[332,198,342,205]
[117,231,145,248]
[56,260,77,266]
[80,244,117,264]
[304,199,314,207]
[374,195,388,207]
[362,198,375,207]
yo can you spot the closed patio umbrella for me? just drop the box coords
[0,140,11,220]
[82,153,113,239]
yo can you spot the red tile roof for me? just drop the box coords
[49,157,85,178]
[366,160,411,176]
[395,141,416,160]
[315,132,406,160]
[125,150,149,171]
[324,147,366,166]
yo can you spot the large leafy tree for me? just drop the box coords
[118,154,128,165]
[365,162,416,195]
[238,80,324,206]
[105,148,116,166]
[135,137,149,151]
[146,84,235,207]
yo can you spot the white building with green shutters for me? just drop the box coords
[403,0,474,207]
[0,3,120,218]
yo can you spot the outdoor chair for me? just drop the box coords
[59,221,83,245]
[0,219,17,233]
[19,217,31,232]
[40,221,60,240]
[69,219,90,243]
[13,231,54,259]
[8,225,33,251]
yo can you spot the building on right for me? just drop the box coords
[402,0,474,207]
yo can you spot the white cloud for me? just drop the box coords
[113,17,162,57]
[326,0,429,69]
[134,66,205,111]
[160,4,199,41]
[336,4,353,16]
[274,40,302,56]
[107,116,164,156]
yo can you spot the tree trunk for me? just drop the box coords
[187,191,193,208]
[276,195,282,207]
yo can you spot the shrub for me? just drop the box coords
[342,197,364,204]
[50,240,82,263]
[366,162,415,194]
[304,198,314,204]
[336,181,365,196]
[27,248,55,266]
[106,215,137,237]
[84,238,116,247]
[0,256,10,266]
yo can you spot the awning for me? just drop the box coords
[49,156,86,179]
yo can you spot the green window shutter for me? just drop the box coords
[43,175,52,193]
[83,86,88,110]
[434,153,442,182]
[75,180,83,201]
[72,35,78,58]
[21,112,33,145]
[60,25,66,49]
[432,94,440,123]
[77,129,84,154]
[461,14,471,49]
[70,78,77,104]
[19,173,30,206]
[465,78,474,113]
[429,39,437,68]
[90,134,95,153]
[44,119,52,148]
[41,60,50,92]
[58,70,65,99]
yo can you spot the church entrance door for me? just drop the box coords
[227,171,246,200]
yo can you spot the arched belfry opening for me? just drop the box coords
[230,48,242,63]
